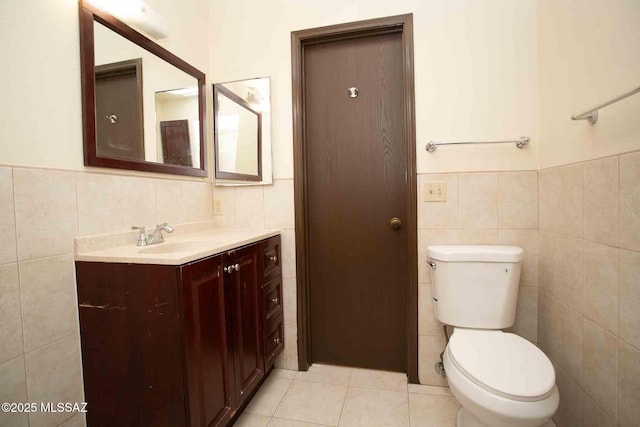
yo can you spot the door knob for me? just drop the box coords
[390,217,402,230]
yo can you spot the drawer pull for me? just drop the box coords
[269,255,278,262]
[273,337,281,345]
[234,263,240,271]
[271,297,279,304]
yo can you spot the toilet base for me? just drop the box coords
[457,407,491,427]
[457,406,553,427]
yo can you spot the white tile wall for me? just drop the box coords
[0,167,17,264]
[13,169,77,261]
[538,150,640,427]
[19,254,78,352]
[121,177,155,228]
[418,170,539,385]
[0,264,22,365]
[0,165,217,426]
[76,173,123,236]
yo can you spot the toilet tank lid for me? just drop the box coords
[427,245,523,262]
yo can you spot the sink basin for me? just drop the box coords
[138,240,220,255]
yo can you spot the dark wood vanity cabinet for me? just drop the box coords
[75,235,282,427]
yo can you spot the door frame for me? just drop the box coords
[291,14,418,383]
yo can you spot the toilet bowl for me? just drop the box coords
[443,329,559,427]
[426,245,559,427]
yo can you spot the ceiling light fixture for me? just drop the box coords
[87,0,171,40]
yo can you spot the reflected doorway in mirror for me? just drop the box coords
[95,58,144,161]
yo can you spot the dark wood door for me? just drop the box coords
[95,59,144,161]
[181,256,233,427]
[304,32,409,372]
[161,119,193,166]
[226,246,264,406]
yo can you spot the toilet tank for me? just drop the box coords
[427,245,523,329]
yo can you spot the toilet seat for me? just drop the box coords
[447,329,555,402]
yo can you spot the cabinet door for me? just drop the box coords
[226,245,265,406]
[181,256,233,427]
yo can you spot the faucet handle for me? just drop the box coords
[132,226,149,246]
[157,223,174,233]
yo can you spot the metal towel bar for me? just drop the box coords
[571,84,640,124]
[425,137,530,152]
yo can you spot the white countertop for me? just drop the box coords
[74,225,280,265]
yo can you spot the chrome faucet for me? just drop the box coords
[132,223,174,246]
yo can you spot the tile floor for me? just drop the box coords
[234,364,459,427]
[234,364,558,427]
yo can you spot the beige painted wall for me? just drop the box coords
[0,0,210,175]
[538,0,640,168]
[210,0,539,177]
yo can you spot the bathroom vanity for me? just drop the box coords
[74,230,283,427]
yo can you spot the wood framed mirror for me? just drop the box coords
[79,1,207,177]
[213,84,262,181]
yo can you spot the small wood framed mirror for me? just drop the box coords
[213,77,270,185]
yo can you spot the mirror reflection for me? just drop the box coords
[213,77,271,183]
[93,21,201,168]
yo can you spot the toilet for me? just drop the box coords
[427,245,559,427]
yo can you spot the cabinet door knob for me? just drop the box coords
[271,297,279,304]
[223,266,231,273]
[234,263,240,271]
[269,255,278,262]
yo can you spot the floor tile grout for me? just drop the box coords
[269,376,295,418]
[243,365,462,427]
[335,368,354,427]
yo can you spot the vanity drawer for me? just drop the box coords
[262,236,281,281]
[264,314,284,368]
[262,277,283,322]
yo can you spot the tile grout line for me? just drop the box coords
[11,167,30,427]
[581,365,619,424]
[56,411,78,427]
[334,367,355,427]
[269,375,296,419]
[23,331,78,358]
[616,152,621,424]
[21,331,80,427]
[617,153,622,416]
